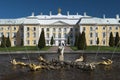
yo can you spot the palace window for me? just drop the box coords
[53,28,56,32]
[90,32,93,38]
[33,32,36,38]
[115,26,118,30]
[83,27,86,31]
[33,40,36,44]
[14,27,16,31]
[103,32,106,38]
[96,33,98,37]
[27,27,29,31]
[59,28,61,32]
[7,27,10,30]
[109,27,112,30]
[64,28,67,32]
[27,32,30,38]
[96,26,98,30]
[103,26,105,30]
[14,40,16,45]
[90,40,93,45]
[27,40,29,44]
[12,32,16,37]
[58,33,61,38]
[70,28,73,32]
[33,27,36,31]
[46,28,49,32]
[47,33,49,38]
[46,40,49,44]
[103,40,105,45]
[64,33,67,38]
[90,27,93,31]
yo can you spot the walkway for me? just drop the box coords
[48,46,73,52]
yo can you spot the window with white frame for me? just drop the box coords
[64,33,67,38]
[96,33,98,37]
[90,40,93,44]
[27,40,29,44]
[46,28,49,32]
[33,27,36,31]
[64,28,67,32]
[14,27,16,31]
[27,27,29,31]
[53,28,56,32]
[59,28,61,32]
[58,33,61,38]
[103,40,105,45]
[103,32,106,38]
[33,40,36,44]
[47,33,49,38]
[83,27,86,31]
[109,26,112,30]
[46,40,49,44]
[12,32,16,37]
[33,32,36,38]
[103,26,105,30]
[90,27,93,31]
[27,32,30,38]
[90,32,93,38]
[115,26,118,30]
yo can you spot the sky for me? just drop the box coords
[0,0,120,18]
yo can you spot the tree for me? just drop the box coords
[6,36,11,47]
[96,37,99,46]
[1,35,6,48]
[67,36,70,45]
[21,38,24,46]
[115,32,120,47]
[77,31,87,50]
[77,32,82,50]
[38,29,46,49]
[74,33,78,47]
[109,32,114,47]
[50,36,54,46]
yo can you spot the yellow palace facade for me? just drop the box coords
[0,10,120,46]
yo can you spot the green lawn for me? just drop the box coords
[0,46,51,52]
[71,46,120,52]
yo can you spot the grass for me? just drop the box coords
[0,46,51,52]
[71,46,120,52]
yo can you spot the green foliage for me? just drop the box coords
[50,36,54,46]
[77,32,82,49]
[77,31,87,50]
[1,35,6,48]
[38,29,46,49]
[6,36,11,47]
[67,36,70,45]
[21,39,24,46]
[115,32,120,47]
[74,34,78,47]
[96,37,99,45]
[109,32,114,47]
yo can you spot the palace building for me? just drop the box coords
[0,9,120,46]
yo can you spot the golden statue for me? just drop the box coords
[58,8,61,14]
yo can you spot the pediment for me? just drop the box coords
[51,21,69,25]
